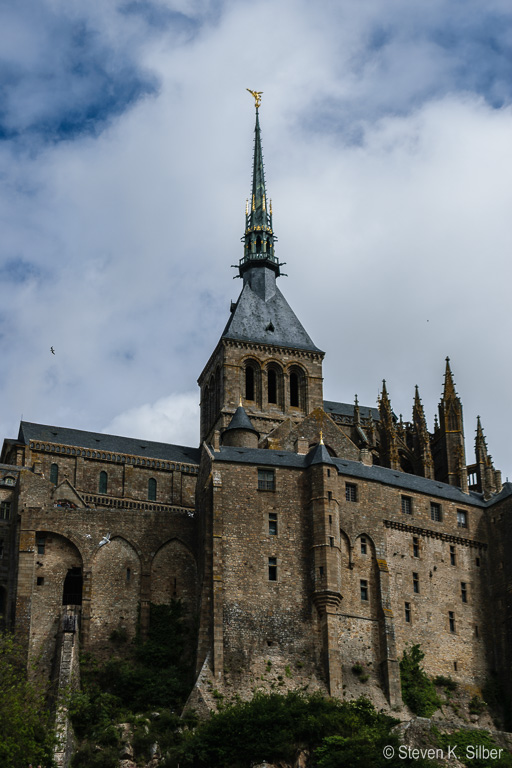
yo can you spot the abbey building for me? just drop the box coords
[0,102,511,711]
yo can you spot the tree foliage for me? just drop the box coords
[400,645,440,717]
[0,632,56,768]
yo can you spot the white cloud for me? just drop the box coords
[103,392,199,446]
[0,0,512,477]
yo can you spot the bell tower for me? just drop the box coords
[198,93,324,445]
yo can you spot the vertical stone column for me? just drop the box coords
[212,470,224,679]
[376,557,402,707]
[15,528,36,661]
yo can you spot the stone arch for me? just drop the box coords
[287,363,307,411]
[90,536,141,649]
[242,357,261,406]
[151,538,198,614]
[265,361,284,408]
[29,532,83,675]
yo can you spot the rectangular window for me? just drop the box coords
[0,501,10,520]
[258,469,275,491]
[461,582,467,603]
[329,515,332,526]
[475,625,479,638]
[413,572,419,593]
[268,557,277,581]
[327,491,332,501]
[405,602,411,623]
[430,502,442,522]
[126,568,131,582]
[319,566,324,577]
[268,512,278,536]
[346,483,357,502]
[413,537,419,558]
[36,576,44,586]
[360,579,368,601]
[329,536,334,547]
[449,611,456,633]
[401,496,412,515]
[457,510,468,528]
[360,537,367,555]
[450,545,456,566]
[475,557,480,567]
[36,535,46,555]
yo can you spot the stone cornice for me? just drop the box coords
[28,441,199,475]
[222,337,324,361]
[384,519,487,549]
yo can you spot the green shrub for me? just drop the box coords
[400,645,440,717]
[469,695,486,715]
[352,663,364,675]
[436,728,512,768]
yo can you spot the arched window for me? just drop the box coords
[289,366,306,410]
[290,372,299,407]
[99,471,108,495]
[148,478,157,501]
[50,463,59,485]
[245,365,255,401]
[268,368,277,404]
[256,235,262,252]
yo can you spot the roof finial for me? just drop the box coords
[319,429,324,445]
[247,89,263,109]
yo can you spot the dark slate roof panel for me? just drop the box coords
[224,406,258,434]
[212,445,508,507]
[305,442,335,466]
[18,422,200,465]
[223,282,323,353]
[324,400,380,421]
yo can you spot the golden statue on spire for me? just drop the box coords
[246,89,263,108]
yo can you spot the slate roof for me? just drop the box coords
[324,400,380,421]
[223,271,323,353]
[305,441,335,467]
[212,444,511,508]
[18,422,200,465]
[224,406,259,434]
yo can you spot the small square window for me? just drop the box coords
[268,557,277,581]
[401,496,412,515]
[413,572,419,593]
[360,579,368,601]
[457,510,467,528]
[360,537,367,555]
[413,537,419,558]
[405,602,411,623]
[269,512,278,536]
[258,469,275,491]
[430,502,442,522]
[346,483,357,502]
[461,582,467,603]
[37,576,44,586]
[449,611,456,633]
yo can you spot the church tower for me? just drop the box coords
[198,94,324,445]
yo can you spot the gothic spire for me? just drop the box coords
[239,92,282,278]
[442,357,457,402]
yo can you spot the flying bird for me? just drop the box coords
[98,532,111,548]
[50,347,55,355]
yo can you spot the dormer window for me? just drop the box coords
[3,476,15,487]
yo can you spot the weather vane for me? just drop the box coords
[246,89,263,109]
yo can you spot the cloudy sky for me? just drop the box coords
[1,0,512,475]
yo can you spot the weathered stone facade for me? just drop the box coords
[2,104,511,714]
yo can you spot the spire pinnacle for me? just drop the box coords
[443,357,457,400]
[238,92,282,278]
